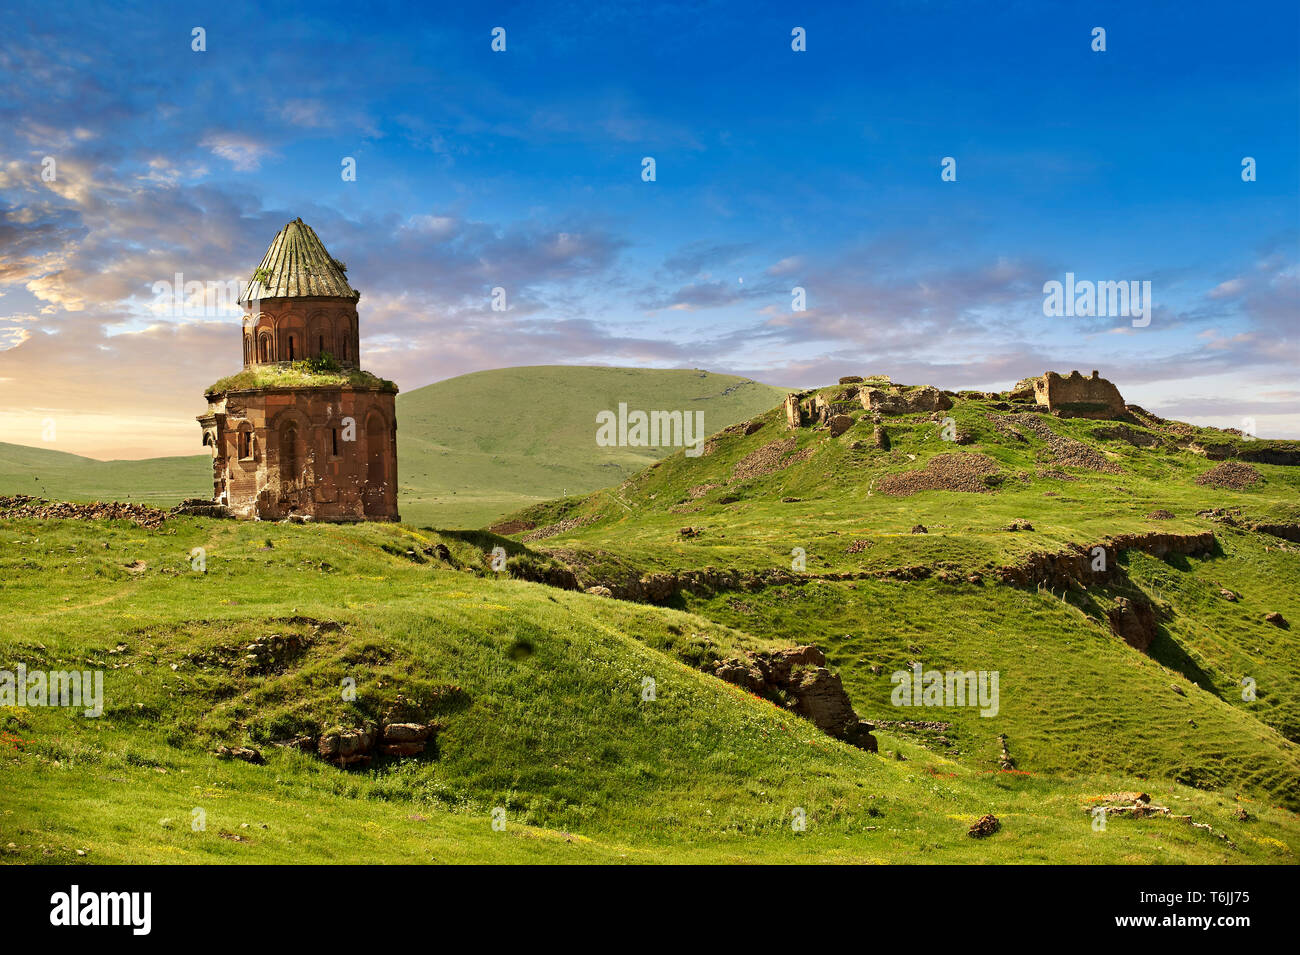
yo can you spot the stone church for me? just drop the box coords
[197,218,400,521]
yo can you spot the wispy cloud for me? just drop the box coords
[199,132,274,171]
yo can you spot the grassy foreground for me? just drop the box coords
[2,515,1294,863]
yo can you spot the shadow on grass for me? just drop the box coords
[436,527,529,556]
[1146,627,1219,697]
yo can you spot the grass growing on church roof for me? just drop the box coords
[205,363,397,396]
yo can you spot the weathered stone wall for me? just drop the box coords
[783,392,806,428]
[1033,370,1125,418]
[860,384,952,415]
[202,386,399,522]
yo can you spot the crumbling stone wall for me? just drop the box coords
[783,392,806,428]
[784,386,869,429]
[860,384,952,415]
[1032,370,1126,419]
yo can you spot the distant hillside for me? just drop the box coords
[395,365,788,527]
[0,366,788,527]
[0,442,210,508]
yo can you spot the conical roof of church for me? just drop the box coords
[239,217,359,304]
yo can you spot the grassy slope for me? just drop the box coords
[0,442,210,509]
[0,366,787,528]
[2,516,1293,863]
[498,387,1300,815]
[395,365,789,528]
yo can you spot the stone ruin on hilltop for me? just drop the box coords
[784,375,954,430]
[783,370,1129,430]
[1014,369,1126,419]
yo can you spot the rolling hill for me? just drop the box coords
[2,371,1297,864]
[0,441,210,508]
[493,375,1300,817]
[394,365,788,527]
[2,511,1294,863]
[0,366,787,528]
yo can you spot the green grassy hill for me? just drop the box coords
[2,514,1293,863]
[3,374,1297,864]
[0,366,787,528]
[0,442,210,509]
[395,365,788,527]
[495,379,1300,819]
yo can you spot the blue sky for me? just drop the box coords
[0,0,1296,456]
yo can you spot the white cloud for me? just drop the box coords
[199,133,273,171]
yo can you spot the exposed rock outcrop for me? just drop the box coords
[1253,522,1300,542]
[1107,596,1159,651]
[505,555,580,590]
[1237,443,1300,466]
[1198,510,1300,542]
[994,531,1215,591]
[317,721,438,767]
[215,745,265,765]
[710,646,877,751]
[378,722,436,757]
[318,724,379,767]
[570,530,1217,606]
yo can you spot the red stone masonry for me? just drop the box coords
[242,296,361,369]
